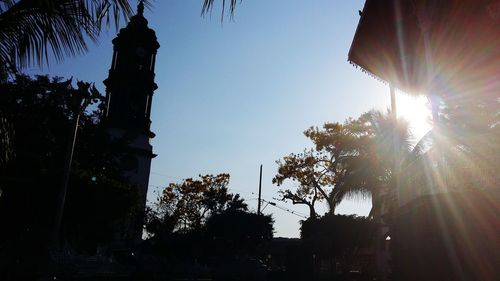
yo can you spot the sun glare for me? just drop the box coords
[396,94,432,142]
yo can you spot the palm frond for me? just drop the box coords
[0,0,151,69]
[0,0,96,68]
[201,0,239,22]
[404,128,435,166]
[83,0,134,31]
[329,183,371,213]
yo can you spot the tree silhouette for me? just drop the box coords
[0,74,138,259]
[301,214,375,274]
[205,210,274,258]
[274,111,413,217]
[273,120,361,215]
[143,174,273,266]
[273,149,327,219]
[332,111,412,217]
[148,173,247,235]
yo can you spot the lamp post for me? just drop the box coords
[52,82,96,250]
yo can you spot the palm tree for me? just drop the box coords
[0,0,150,71]
[401,94,500,198]
[328,110,412,218]
[274,111,412,216]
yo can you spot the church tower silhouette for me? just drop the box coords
[103,1,159,241]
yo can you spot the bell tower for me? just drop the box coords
[103,1,159,240]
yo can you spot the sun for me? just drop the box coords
[396,94,433,142]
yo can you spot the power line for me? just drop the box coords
[261,198,308,219]
[149,172,309,219]
[150,171,184,180]
[149,184,254,198]
[251,192,309,218]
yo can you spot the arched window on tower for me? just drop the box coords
[144,95,149,117]
[149,54,156,71]
[136,47,149,71]
[112,51,119,70]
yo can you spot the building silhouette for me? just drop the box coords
[103,1,160,242]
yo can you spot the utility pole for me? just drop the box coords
[257,164,263,215]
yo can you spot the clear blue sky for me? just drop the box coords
[27,0,408,237]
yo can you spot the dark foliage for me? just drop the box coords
[205,210,274,258]
[143,175,274,265]
[0,74,137,260]
[142,209,274,267]
[301,214,375,271]
[147,174,248,234]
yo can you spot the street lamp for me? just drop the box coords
[52,81,99,250]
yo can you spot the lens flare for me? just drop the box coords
[396,93,432,143]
